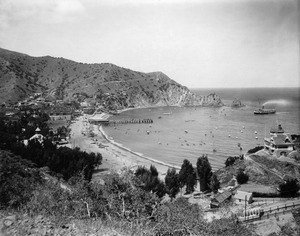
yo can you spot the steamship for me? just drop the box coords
[254,106,276,115]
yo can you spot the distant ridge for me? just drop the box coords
[0,47,223,109]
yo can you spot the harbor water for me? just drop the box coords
[102,88,300,170]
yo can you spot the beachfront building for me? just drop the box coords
[264,124,295,157]
[234,190,253,205]
[88,114,109,125]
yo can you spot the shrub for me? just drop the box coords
[247,146,264,154]
[252,192,280,198]
[225,156,236,167]
[279,179,300,197]
[236,171,249,184]
[152,197,204,235]
[0,151,43,208]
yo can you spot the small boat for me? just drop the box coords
[254,106,276,115]
[163,112,172,115]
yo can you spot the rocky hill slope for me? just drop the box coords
[0,48,223,109]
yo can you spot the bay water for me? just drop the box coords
[103,88,300,170]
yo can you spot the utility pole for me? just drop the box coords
[245,195,247,220]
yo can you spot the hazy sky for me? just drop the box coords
[0,0,299,88]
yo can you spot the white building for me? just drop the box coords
[264,125,295,157]
[234,190,253,205]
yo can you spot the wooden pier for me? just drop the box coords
[103,118,153,126]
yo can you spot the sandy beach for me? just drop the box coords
[67,114,170,181]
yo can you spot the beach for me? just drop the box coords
[67,114,170,180]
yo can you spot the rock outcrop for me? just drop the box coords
[0,47,223,109]
[231,98,244,107]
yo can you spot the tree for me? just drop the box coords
[225,156,236,167]
[196,155,212,192]
[178,159,196,194]
[236,170,249,184]
[210,174,220,193]
[135,165,166,198]
[279,179,300,197]
[165,168,180,199]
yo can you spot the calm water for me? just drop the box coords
[103,88,300,170]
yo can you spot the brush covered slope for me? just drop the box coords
[0,48,223,109]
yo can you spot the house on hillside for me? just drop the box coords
[24,127,45,145]
[264,125,297,157]
[234,190,253,205]
[210,190,232,208]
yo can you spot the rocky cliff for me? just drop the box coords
[231,98,244,107]
[0,48,223,109]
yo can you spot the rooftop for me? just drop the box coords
[270,124,285,134]
[234,190,252,200]
[212,190,232,203]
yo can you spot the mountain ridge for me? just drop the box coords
[0,47,223,109]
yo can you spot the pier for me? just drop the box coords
[103,118,153,126]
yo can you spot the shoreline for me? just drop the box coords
[68,113,173,179]
[98,125,181,171]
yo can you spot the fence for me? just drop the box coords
[239,199,300,222]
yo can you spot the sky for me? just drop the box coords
[0,0,299,88]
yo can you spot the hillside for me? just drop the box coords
[0,48,223,109]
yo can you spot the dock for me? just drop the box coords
[103,118,153,126]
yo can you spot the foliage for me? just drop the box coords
[56,126,70,138]
[135,165,167,198]
[25,181,87,223]
[178,159,196,194]
[247,146,264,154]
[102,171,159,222]
[0,151,43,208]
[196,155,212,192]
[236,170,249,184]
[0,114,102,181]
[165,168,180,199]
[225,156,236,167]
[279,179,300,197]
[1,154,254,236]
[252,191,280,198]
[152,197,204,235]
[210,174,220,193]
[206,216,254,236]
[225,155,243,167]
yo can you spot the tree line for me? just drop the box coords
[0,150,252,235]
[0,111,101,181]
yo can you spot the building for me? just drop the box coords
[88,114,109,125]
[49,113,72,121]
[24,127,44,145]
[234,190,253,205]
[210,190,232,208]
[264,124,296,157]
